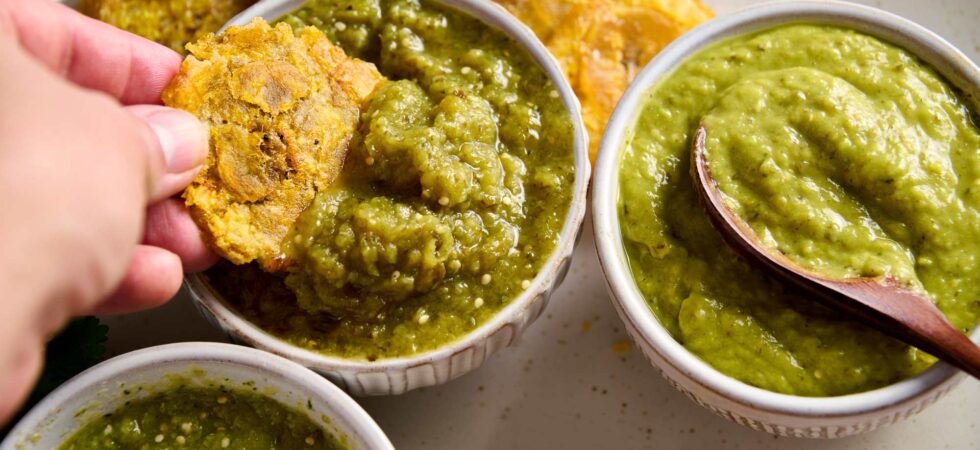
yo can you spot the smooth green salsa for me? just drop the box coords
[59,385,343,449]
[619,24,980,396]
[206,0,574,359]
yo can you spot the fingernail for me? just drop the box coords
[144,108,208,174]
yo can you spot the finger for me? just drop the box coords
[156,168,201,201]
[144,199,220,272]
[127,105,209,202]
[0,0,182,104]
[94,245,184,315]
[0,341,42,425]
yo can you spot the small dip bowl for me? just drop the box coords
[592,0,980,439]
[0,343,393,449]
[185,0,589,395]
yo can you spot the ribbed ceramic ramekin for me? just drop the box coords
[592,0,980,439]
[185,0,589,396]
[0,343,393,449]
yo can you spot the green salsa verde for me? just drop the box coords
[619,24,980,396]
[59,385,344,449]
[206,0,574,359]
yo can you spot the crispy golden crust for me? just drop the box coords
[495,0,713,163]
[79,0,257,54]
[163,19,384,270]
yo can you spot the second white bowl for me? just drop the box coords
[593,0,980,439]
[0,342,393,449]
[187,0,590,396]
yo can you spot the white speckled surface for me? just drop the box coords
[100,0,978,448]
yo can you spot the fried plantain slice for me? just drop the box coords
[163,18,384,271]
[495,0,712,163]
[79,0,257,54]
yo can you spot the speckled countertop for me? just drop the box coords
[102,0,979,448]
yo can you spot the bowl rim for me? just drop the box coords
[592,0,980,417]
[188,0,590,373]
[0,342,394,449]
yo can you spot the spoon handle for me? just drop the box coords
[691,126,980,380]
[820,279,980,379]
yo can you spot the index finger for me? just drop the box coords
[0,0,183,105]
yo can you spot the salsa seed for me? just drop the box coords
[481,274,492,285]
[221,437,230,448]
[154,434,164,443]
[217,396,228,404]
[306,436,316,445]
[474,297,484,308]
[521,279,531,289]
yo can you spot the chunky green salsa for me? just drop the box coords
[205,0,574,359]
[59,385,344,449]
[619,24,980,396]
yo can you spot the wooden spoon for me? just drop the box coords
[690,125,980,380]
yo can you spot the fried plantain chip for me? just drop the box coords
[79,0,258,54]
[495,0,712,162]
[163,18,384,270]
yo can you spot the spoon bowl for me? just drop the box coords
[691,124,980,380]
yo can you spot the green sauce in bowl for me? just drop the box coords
[59,385,344,449]
[619,24,980,396]
[205,0,575,360]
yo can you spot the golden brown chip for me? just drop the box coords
[495,0,712,163]
[79,0,257,54]
[163,18,384,270]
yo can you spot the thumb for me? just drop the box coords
[127,105,209,202]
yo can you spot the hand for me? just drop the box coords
[0,0,217,422]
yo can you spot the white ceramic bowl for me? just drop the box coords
[0,342,393,449]
[185,0,590,396]
[593,0,980,439]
